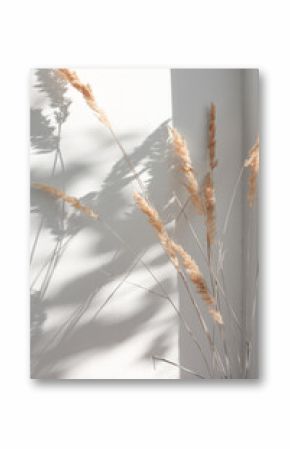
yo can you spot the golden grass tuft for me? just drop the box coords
[170,127,204,214]
[32,183,99,219]
[245,137,259,207]
[203,173,216,245]
[57,69,111,128]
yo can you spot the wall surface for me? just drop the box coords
[30,69,179,379]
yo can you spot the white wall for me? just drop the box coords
[30,69,179,379]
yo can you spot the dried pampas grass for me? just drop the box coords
[245,137,259,207]
[208,103,218,170]
[57,69,110,128]
[134,192,179,269]
[170,127,203,214]
[32,183,99,219]
[203,173,216,245]
[134,192,223,324]
[172,242,223,324]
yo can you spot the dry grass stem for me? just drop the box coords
[208,103,218,170]
[152,356,205,379]
[57,69,111,128]
[134,192,223,324]
[170,127,203,213]
[245,137,259,207]
[203,173,216,245]
[32,183,99,219]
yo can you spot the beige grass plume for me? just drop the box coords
[57,69,111,128]
[32,183,99,219]
[203,103,218,246]
[134,192,222,324]
[134,192,179,269]
[203,173,216,245]
[208,103,218,170]
[245,137,259,207]
[172,242,223,324]
[170,127,203,214]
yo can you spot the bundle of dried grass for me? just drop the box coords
[203,173,216,245]
[170,127,203,214]
[208,103,218,170]
[57,69,110,128]
[134,192,223,324]
[32,183,99,219]
[245,137,260,207]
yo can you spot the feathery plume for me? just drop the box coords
[172,242,223,324]
[172,242,213,305]
[245,137,259,207]
[134,192,179,268]
[134,192,223,324]
[32,183,99,219]
[170,127,204,214]
[203,173,216,245]
[57,69,111,128]
[208,103,218,170]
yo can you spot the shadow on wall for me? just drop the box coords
[30,70,178,378]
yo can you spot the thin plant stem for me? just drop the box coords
[217,249,242,333]
[108,127,146,195]
[100,267,168,299]
[91,250,149,321]
[222,165,244,236]
[152,356,205,379]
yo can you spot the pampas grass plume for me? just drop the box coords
[57,69,111,128]
[170,127,203,214]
